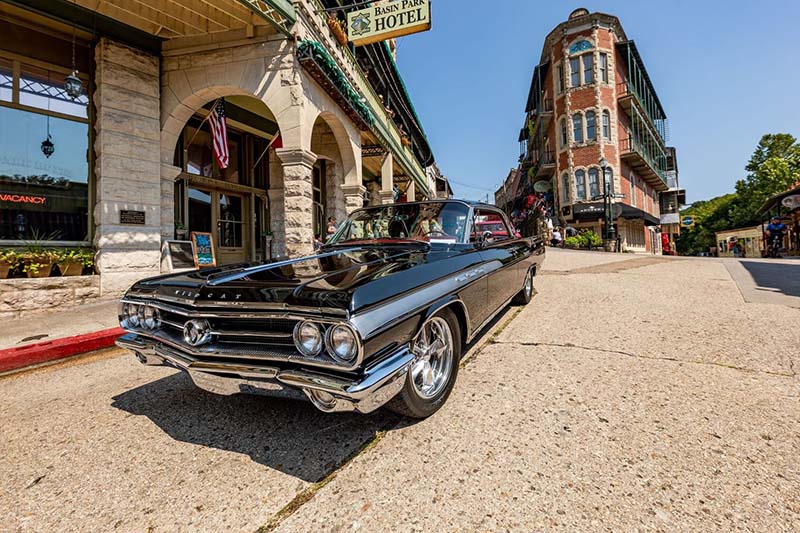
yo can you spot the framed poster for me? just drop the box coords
[161,240,196,273]
[190,232,217,268]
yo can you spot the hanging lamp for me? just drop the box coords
[64,7,83,99]
[41,116,55,158]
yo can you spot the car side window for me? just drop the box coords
[471,208,513,243]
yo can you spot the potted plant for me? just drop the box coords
[57,248,94,276]
[20,230,59,278]
[0,249,19,279]
[327,14,348,46]
[22,250,57,278]
[175,221,188,240]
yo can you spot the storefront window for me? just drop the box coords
[188,188,212,233]
[19,63,88,119]
[0,104,89,242]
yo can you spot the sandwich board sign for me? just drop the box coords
[162,240,196,273]
[347,0,431,46]
[191,232,217,268]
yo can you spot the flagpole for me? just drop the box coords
[184,96,223,152]
[252,131,282,171]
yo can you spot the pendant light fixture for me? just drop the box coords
[64,4,83,99]
[41,116,55,158]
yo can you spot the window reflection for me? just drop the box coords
[0,106,88,241]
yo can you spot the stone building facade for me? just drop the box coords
[512,7,683,252]
[0,0,436,314]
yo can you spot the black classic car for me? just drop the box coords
[116,200,545,418]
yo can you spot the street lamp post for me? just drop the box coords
[599,157,616,250]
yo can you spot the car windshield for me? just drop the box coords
[329,202,470,245]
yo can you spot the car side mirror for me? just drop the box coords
[479,230,494,247]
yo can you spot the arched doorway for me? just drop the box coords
[310,113,350,240]
[171,95,279,264]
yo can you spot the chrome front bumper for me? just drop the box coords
[115,333,413,414]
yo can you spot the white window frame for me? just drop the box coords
[572,113,584,144]
[586,110,596,140]
[602,110,610,139]
[575,169,586,200]
[599,52,608,83]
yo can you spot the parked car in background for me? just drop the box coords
[116,200,545,418]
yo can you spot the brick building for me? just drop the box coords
[511,7,683,252]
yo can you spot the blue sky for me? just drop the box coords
[395,0,800,204]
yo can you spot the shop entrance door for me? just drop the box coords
[217,193,246,264]
[187,186,248,265]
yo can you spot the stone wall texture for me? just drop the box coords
[93,38,162,295]
[0,276,101,319]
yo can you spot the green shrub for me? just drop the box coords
[564,236,582,248]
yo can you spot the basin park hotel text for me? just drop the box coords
[498,8,686,253]
[0,0,450,316]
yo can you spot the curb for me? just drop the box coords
[0,327,124,373]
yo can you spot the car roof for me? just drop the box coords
[356,199,500,210]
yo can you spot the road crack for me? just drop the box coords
[494,340,797,379]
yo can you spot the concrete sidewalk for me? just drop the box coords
[0,298,119,351]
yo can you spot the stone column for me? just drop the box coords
[341,184,366,214]
[406,180,416,202]
[379,153,394,204]
[160,164,181,242]
[93,38,161,295]
[276,147,317,259]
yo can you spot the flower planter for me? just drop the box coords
[58,260,84,277]
[327,16,348,46]
[0,260,13,279]
[24,258,54,278]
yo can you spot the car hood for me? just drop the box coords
[127,245,466,313]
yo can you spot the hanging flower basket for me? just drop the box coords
[327,15,349,46]
[401,136,412,148]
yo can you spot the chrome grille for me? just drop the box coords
[121,296,359,371]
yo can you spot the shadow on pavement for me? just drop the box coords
[740,261,800,298]
[111,372,399,483]
[110,304,518,483]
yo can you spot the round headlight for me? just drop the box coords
[124,303,141,328]
[143,306,161,330]
[294,321,323,356]
[326,324,359,364]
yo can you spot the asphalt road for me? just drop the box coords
[1,249,798,531]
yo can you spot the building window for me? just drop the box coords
[561,172,570,204]
[582,54,594,85]
[556,64,564,93]
[575,170,586,200]
[599,53,608,83]
[572,113,583,144]
[588,168,600,198]
[586,111,596,140]
[629,173,637,207]
[569,57,580,88]
[0,58,90,242]
[602,110,610,139]
[560,118,568,148]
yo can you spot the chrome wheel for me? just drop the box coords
[410,316,454,399]
[523,271,532,298]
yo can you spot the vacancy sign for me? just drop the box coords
[347,0,431,46]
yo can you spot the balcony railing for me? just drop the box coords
[303,0,430,196]
[617,81,668,143]
[620,137,667,186]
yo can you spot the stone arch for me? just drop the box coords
[309,111,357,229]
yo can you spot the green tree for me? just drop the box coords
[677,133,799,255]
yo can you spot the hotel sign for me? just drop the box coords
[347,0,431,46]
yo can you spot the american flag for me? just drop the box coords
[208,98,229,169]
